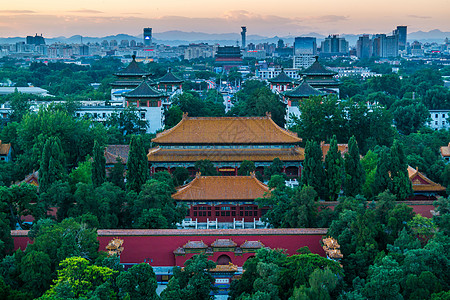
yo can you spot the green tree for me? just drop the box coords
[161,254,216,300]
[126,135,148,192]
[238,160,256,176]
[390,140,413,200]
[325,135,343,201]
[372,147,392,196]
[285,185,319,228]
[18,250,52,298]
[27,218,99,271]
[91,140,105,187]
[108,157,125,189]
[302,140,326,200]
[194,159,217,176]
[344,136,365,197]
[391,97,430,135]
[39,136,67,193]
[172,167,189,186]
[117,263,158,300]
[362,256,404,300]
[41,256,117,299]
[164,105,183,128]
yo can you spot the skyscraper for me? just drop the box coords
[395,26,407,51]
[241,26,247,49]
[144,28,152,46]
[356,35,372,59]
[321,35,349,56]
[293,37,317,69]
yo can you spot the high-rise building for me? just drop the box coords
[372,33,399,58]
[144,28,152,46]
[356,35,372,59]
[293,37,317,68]
[241,26,247,49]
[395,26,407,51]
[26,34,45,45]
[321,35,349,56]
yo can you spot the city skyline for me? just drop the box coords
[0,0,449,38]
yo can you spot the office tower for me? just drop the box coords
[372,33,399,58]
[356,35,372,59]
[144,28,152,46]
[293,37,317,68]
[395,26,407,50]
[241,26,247,49]
[321,35,349,55]
[26,34,45,45]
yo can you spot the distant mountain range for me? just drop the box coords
[0,29,448,47]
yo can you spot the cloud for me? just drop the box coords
[0,10,36,14]
[67,9,104,14]
[408,14,431,19]
[307,15,349,23]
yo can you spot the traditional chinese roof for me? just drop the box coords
[105,145,129,165]
[268,69,296,84]
[408,166,446,192]
[124,80,164,98]
[152,115,302,144]
[114,55,150,77]
[440,142,450,157]
[211,239,238,248]
[240,240,265,249]
[18,170,39,187]
[173,247,186,255]
[183,240,208,249]
[300,56,337,76]
[284,80,325,98]
[147,146,305,162]
[0,140,11,156]
[158,68,183,84]
[172,175,270,201]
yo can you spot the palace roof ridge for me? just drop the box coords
[124,80,163,98]
[300,56,337,76]
[158,68,184,84]
[268,69,296,84]
[114,55,151,76]
[172,175,270,201]
[152,114,302,144]
[284,80,325,98]
[407,165,446,192]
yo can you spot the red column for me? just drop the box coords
[147,100,150,107]
[158,100,161,107]
[126,101,129,107]
[235,167,238,176]
[136,101,140,108]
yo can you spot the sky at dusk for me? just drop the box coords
[0,0,449,37]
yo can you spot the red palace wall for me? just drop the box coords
[11,228,327,267]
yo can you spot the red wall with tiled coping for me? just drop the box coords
[12,228,327,267]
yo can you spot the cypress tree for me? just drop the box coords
[108,157,125,190]
[302,140,327,199]
[389,140,413,200]
[344,136,365,197]
[372,147,392,196]
[39,137,66,193]
[91,140,106,187]
[126,136,149,192]
[325,135,343,201]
